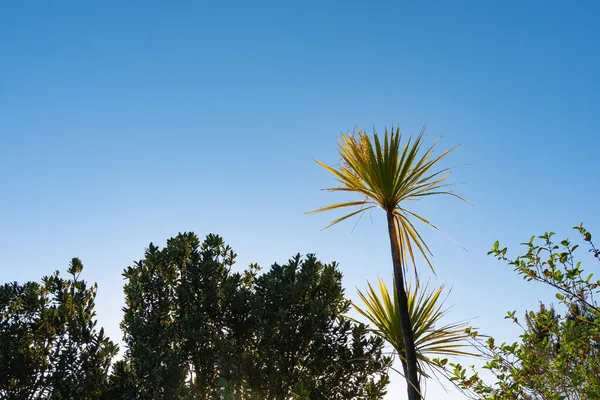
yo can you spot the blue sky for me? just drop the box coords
[1,1,599,397]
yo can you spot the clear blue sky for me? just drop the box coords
[1,1,599,397]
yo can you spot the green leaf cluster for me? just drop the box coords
[448,225,600,399]
[0,258,118,399]
[117,232,392,399]
[0,234,392,399]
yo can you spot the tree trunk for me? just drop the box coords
[194,361,207,399]
[386,211,422,399]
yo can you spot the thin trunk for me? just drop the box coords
[194,361,207,399]
[386,211,422,399]
[400,359,408,379]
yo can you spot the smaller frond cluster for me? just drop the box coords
[353,279,475,379]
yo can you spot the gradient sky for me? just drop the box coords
[1,1,599,397]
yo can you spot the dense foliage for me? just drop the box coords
[0,258,118,399]
[6,222,600,399]
[118,232,391,399]
[447,225,600,399]
[0,233,391,399]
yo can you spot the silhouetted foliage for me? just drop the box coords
[116,232,391,399]
[0,234,390,399]
[245,254,390,399]
[0,258,117,399]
